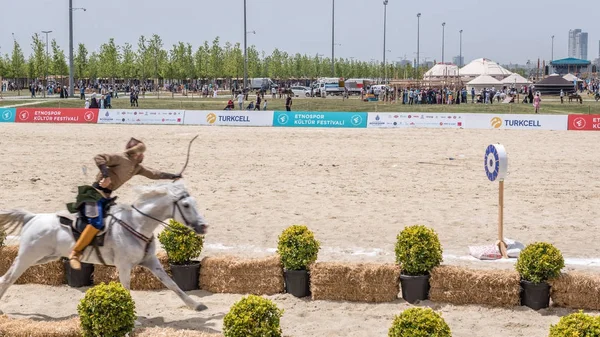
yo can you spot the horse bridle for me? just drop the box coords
[130,193,196,232]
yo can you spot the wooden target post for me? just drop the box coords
[485,144,508,258]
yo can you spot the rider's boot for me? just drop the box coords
[69,224,100,270]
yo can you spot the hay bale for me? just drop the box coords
[93,252,170,290]
[550,272,600,310]
[133,327,223,337]
[199,255,284,295]
[0,315,81,337]
[310,262,401,303]
[0,246,65,286]
[429,265,520,307]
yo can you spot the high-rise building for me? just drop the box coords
[568,29,589,60]
[453,56,464,67]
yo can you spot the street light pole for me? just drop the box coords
[551,35,555,61]
[441,22,446,63]
[42,30,52,98]
[383,0,388,83]
[416,13,421,79]
[331,0,335,76]
[68,1,86,98]
[459,30,463,67]
[68,0,73,97]
[243,0,247,90]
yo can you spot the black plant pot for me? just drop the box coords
[400,274,430,304]
[170,261,201,291]
[521,280,550,310]
[64,259,94,288]
[284,269,310,298]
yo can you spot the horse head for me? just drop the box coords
[133,180,208,235]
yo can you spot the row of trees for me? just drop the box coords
[0,34,433,86]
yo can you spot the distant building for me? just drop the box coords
[568,29,588,60]
[549,58,591,76]
[452,56,464,67]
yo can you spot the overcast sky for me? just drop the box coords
[1,0,599,66]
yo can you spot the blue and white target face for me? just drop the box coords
[484,144,508,182]
[485,146,499,181]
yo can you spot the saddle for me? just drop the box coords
[57,197,118,247]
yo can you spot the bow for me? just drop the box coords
[177,135,199,178]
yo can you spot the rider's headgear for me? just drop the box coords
[125,137,146,155]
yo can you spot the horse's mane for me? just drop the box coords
[132,180,188,204]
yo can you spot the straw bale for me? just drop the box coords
[429,288,520,307]
[133,327,223,337]
[550,272,600,310]
[0,246,65,286]
[0,315,81,337]
[310,262,401,303]
[93,252,171,290]
[428,265,520,307]
[430,265,520,292]
[200,255,284,295]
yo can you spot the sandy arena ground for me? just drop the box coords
[1,123,600,336]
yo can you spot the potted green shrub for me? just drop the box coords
[223,294,284,337]
[77,281,137,337]
[276,225,320,298]
[395,225,443,304]
[515,242,564,310]
[549,310,600,336]
[157,219,204,291]
[388,307,451,337]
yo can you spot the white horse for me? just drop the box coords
[0,180,209,314]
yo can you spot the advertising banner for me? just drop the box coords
[15,108,98,123]
[98,109,184,125]
[567,115,600,131]
[0,108,15,123]
[367,112,464,128]
[272,111,367,128]
[464,114,567,131]
[183,110,274,126]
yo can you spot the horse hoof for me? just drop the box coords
[194,303,208,311]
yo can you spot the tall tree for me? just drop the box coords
[51,39,68,86]
[121,42,137,81]
[147,34,165,89]
[208,37,223,80]
[74,43,88,81]
[98,38,120,85]
[30,33,46,84]
[10,40,26,95]
[137,35,150,85]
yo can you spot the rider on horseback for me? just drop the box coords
[66,137,182,270]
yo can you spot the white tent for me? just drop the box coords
[562,73,582,82]
[467,74,503,92]
[501,73,532,86]
[423,63,460,79]
[460,58,512,81]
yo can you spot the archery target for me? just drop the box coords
[484,144,507,182]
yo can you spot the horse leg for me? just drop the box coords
[139,255,207,311]
[0,249,45,313]
[115,262,142,326]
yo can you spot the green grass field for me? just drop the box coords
[2,94,599,115]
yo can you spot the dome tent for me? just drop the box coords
[466,74,503,92]
[562,73,582,82]
[501,73,532,86]
[423,63,460,79]
[533,74,576,95]
[460,58,512,81]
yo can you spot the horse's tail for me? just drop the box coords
[0,209,37,236]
